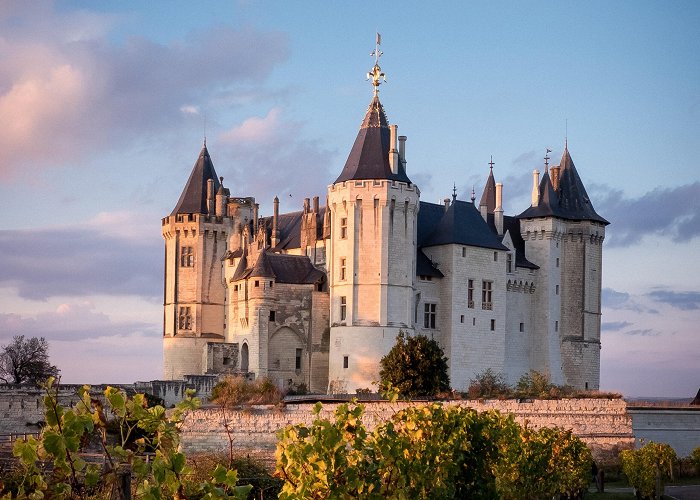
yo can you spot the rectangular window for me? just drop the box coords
[180,246,194,267]
[493,251,498,262]
[506,253,513,273]
[462,247,466,257]
[556,257,560,268]
[424,303,437,329]
[340,257,347,280]
[556,284,560,295]
[254,280,259,288]
[555,320,559,332]
[340,296,347,321]
[460,315,465,323]
[340,217,348,239]
[343,355,349,369]
[468,279,474,308]
[295,348,302,370]
[473,317,476,326]
[482,281,493,310]
[269,310,276,321]
[490,319,495,331]
[269,280,274,288]
[178,306,192,330]
[519,322,524,332]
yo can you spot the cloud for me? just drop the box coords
[601,287,658,314]
[0,213,161,300]
[592,182,700,247]
[601,321,632,332]
[0,3,289,180]
[218,108,335,212]
[647,290,700,310]
[624,329,660,337]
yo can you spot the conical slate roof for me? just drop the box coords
[171,144,221,215]
[334,96,411,184]
[517,146,608,225]
[479,167,496,213]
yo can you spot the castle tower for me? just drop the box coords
[517,145,608,389]
[326,47,420,393]
[162,144,233,380]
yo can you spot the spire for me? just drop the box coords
[367,32,386,96]
[171,144,221,215]
[452,183,457,202]
[479,157,496,214]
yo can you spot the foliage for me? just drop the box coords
[276,400,593,499]
[1,377,252,499]
[210,376,282,407]
[621,441,677,499]
[0,336,59,385]
[467,368,512,399]
[185,454,282,500]
[691,445,700,473]
[379,331,450,397]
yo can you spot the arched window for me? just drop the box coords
[241,343,249,373]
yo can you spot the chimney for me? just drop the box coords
[215,177,226,217]
[444,198,450,212]
[551,165,561,192]
[253,203,259,233]
[398,135,407,170]
[323,196,331,238]
[389,125,399,174]
[303,197,310,213]
[207,178,215,215]
[495,183,504,235]
[531,169,540,207]
[272,196,279,247]
[312,196,319,213]
[479,203,488,222]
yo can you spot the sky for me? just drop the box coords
[0,1,698,397]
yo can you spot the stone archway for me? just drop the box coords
[241,342,249,373]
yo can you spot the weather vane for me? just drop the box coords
[367,32,386,95]
[544,148,552,170]
[489,155,495,171]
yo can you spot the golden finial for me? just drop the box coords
[366,32,386,95]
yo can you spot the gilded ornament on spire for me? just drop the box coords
[367,32,386,95]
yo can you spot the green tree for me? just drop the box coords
[468,368,511,399]
[621,441,677,499]
[0,335,59,385]
[379,331,450,397]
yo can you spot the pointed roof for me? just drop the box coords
[479,167,496,213]
[517,146,609,224]
[232,250,325,284]
[334,96,411,184]
[171,145,221,215]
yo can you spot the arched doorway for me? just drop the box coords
[241,343,249,373]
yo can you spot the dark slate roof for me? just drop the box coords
[517,147,609,225]
[171,145,221,215]
[418,200,509,251]
[502,216,539,270]
[334,96,411,184]
[416,249,444,277]
[479,168,496,213]
[233,250,325,284]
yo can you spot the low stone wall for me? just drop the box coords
[629,406,700,457]
[180,398,634,465]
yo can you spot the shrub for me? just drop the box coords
[468,368,511,399]
[211,376,283,406]
[379,331,450,397]
[621,441,677,499]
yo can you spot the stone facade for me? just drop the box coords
[162,85,607,394]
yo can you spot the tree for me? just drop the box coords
[379,331,450,397]
[0,335,59,385]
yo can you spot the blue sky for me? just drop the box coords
[1,1,698,397]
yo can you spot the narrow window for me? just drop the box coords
[340,217,348,239]
[269,310,276,321]
[460,315,464,323]
[340,257,347,280]
[556,257,560,268]
[493,251,498,262]
[178,307,192,330]
[473,317,476,326]
[468,280,474,308]
[343,355,349,369]
[506,253,513,273]
[295,348,302,370]
[340,296,347,321]
[270,280,274,288]
[462,247,466,257]
[482,281,493,310]
[254,280,259,288]
[555,320,559,332]
[556,285,560,295]
[585,382,589,390]
[424,303,437,329]
[490,319,495,331]
[519,322,524,332]
[180,246,194,267]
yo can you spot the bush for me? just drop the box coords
[691,445,700,473]
[211,376,283,406]
[621,441,677,499]
[379,331,450,397]
[186,453,282,499]
[468,368,511,399]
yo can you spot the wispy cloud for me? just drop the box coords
[624,329,660,337]
[602,287,658,314]
[601,321,632,331]
[647,289,700,310]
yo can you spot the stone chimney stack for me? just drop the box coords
[303,197,310,213]
[253,203,259,233]
[495,182,504,235]
[215,177,226,217]
[207,178,215,215]
[389,125,400,174]
[271,196,279,247]
[531,169,540,207]
[551,165,561,192]
[313,196,319,213]
[444,198,450,212]
[322,196,331,238]
[398,135,407,171]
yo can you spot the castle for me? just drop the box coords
[161,51,608,394]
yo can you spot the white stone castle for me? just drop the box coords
[162,50,608,394]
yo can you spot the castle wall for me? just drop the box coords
[504,268,537,385]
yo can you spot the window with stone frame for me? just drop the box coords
[468,279,474,308]
[340,217,348,239]
[506,253,513,273]
[295,348,302,370]
[178,306,192,330]
[180,246,194,267]
[340,296,347,321]
[482,280,493,310]
[340,257,347,281]
[424,303,437,329]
